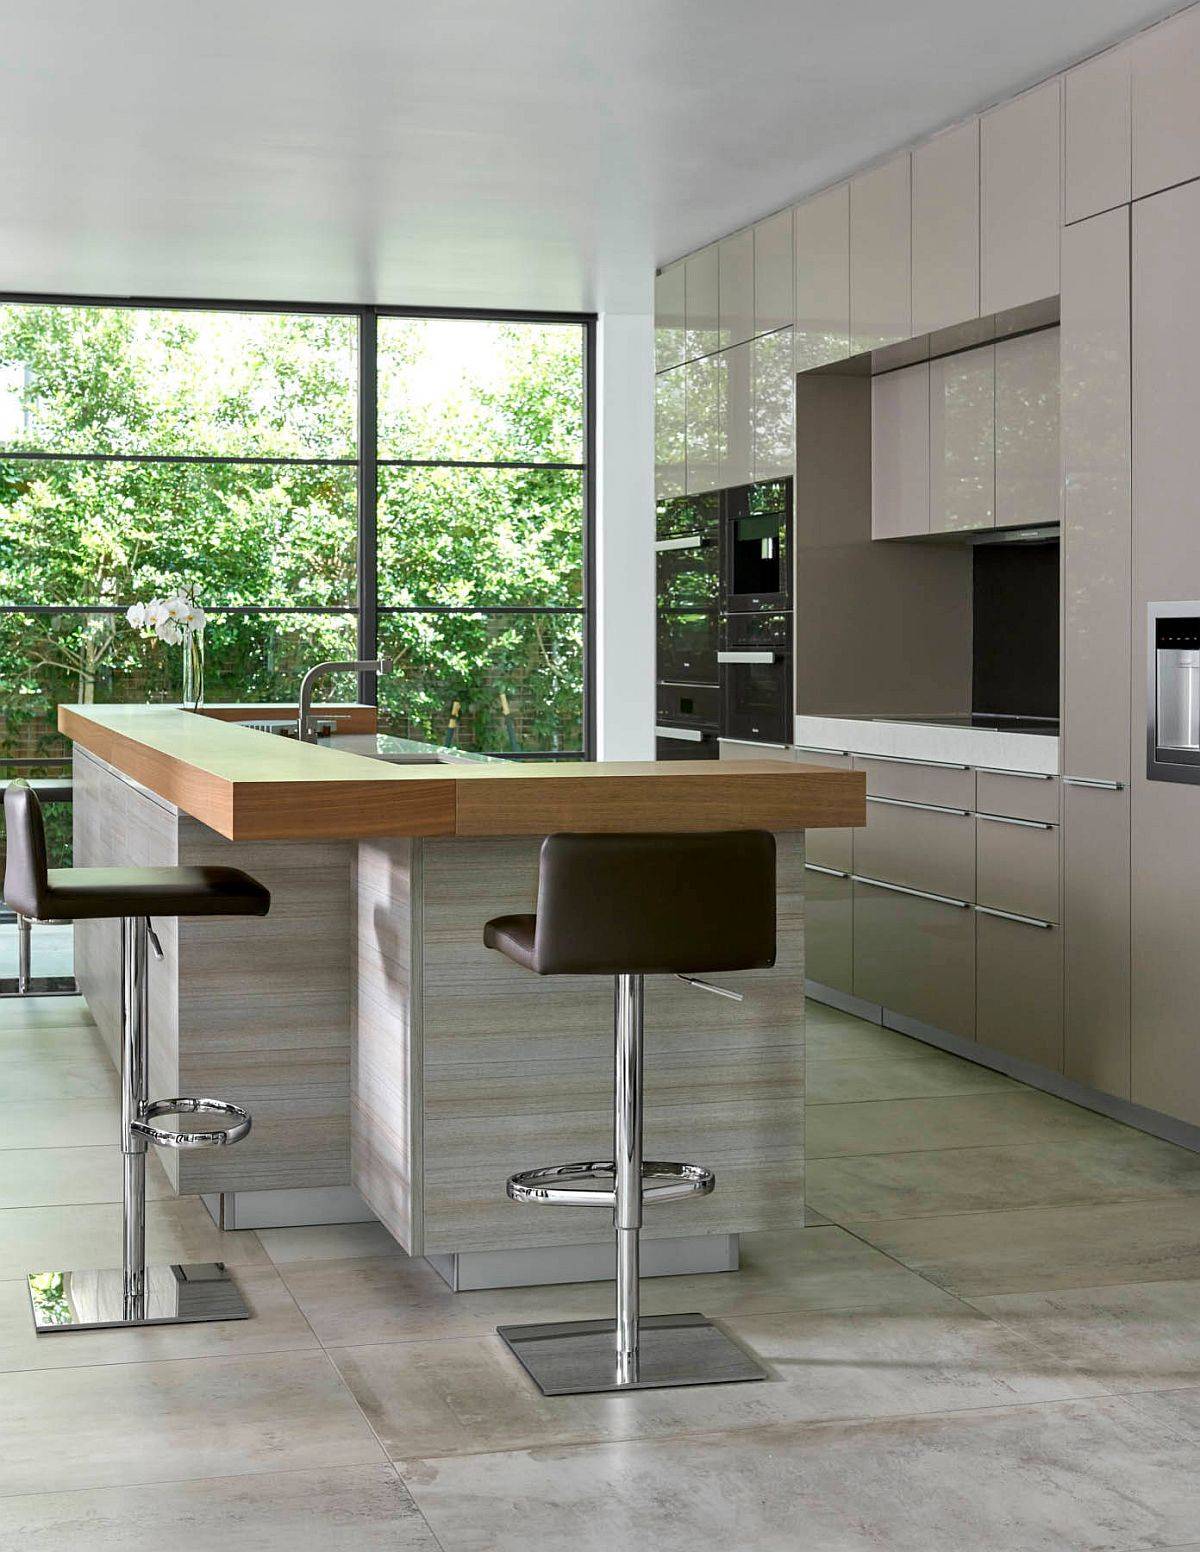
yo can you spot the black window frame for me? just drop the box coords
[0,291,597,762]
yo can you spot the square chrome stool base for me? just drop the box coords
[27,1262,250,1333]
[496,1311,768,1396]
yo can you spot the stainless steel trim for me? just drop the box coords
[794,743,850,757]
[654,725,705,743]
[654,535,703,552]
[721,737,789,749]
[975,904,1055,929]
[1062,776,1124,790]
[975,812,1055,830]
[855,752,970,771]
[717,650,776,665]
[297,657,392,741]
[804,863,849,879]
[675,973,744,1001]
[866,795,971,817]
[852,874,971,909]
[973,767,1055,780]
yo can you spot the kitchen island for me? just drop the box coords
[62,703,865,1286]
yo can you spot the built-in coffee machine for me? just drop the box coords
[1148,602,1200,785]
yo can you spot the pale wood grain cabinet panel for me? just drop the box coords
[794,183,850,371]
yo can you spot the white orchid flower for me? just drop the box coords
[144,599,166,628]
[182,603,207,632]
[156,619,183,646]
[125,602,146,629]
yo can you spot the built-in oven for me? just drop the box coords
[657,609,718,685]
[656,527,718,614]
[655,682,720,761]
[722,477,792,613]
[719,613,792,745]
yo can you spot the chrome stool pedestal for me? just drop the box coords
[27,916,254,1333]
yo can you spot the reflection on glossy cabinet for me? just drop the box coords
[684,354,719,494]
[804,866,853,992]
[654,366,687,499]
[995,328,1060,530]
[912,119,980,336]
[852,879,976,1040]
[752,328,795,480]
[718,229,755,350]
[929,345,995,534]
[871,362,929,539]
[980,79,1061,314]
[755,209,794,338]
[1064,44,1131,224]
[717,341,753,490]
[655,263,686,373]
[1063,783,1130,1096]
[976,912,1063,1071]
[1132,5,1200,201]
[850,153,912,353]
[685,245,719,361]
[1061,211,1130,782]
[795,184,850,372]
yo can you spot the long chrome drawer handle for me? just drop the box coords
[794,743,850,757]
[1062,776,1124,790]
[655,535,705,552]
[851,874,971,909]
[856,752,970,771]
[866,795,971,816]
[804,863,849,879]
[975,904,1055,930]
[976,812,1055,830]
[717,651,777,665]
[655,725,705,742]
[974,766,1054,780]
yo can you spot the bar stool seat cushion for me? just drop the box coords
[483,913,537,970]
[1,778,73,805]
[30,866,271,923]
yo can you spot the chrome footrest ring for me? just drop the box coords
[131,1097,252,1150]
[506,1159,715,1207]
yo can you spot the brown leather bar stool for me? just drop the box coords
[484,829,776,1395]
[1,777,75,996]
[3,780,271,1333]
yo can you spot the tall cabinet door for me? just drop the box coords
[752,328,795,480]
[654,366,687,499]
[1061,208,1131,1095]
[1131,6,1200,201]
[911,119,980,337]
[980,79,1062,314]
[684,354,719,495]
[717,342,753,490]
[1131,182,1200,1125]
[654,263,686,373]
[849,153,912,354]
[794,184,850,372]
[754,209,794,338]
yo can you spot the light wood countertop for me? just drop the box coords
[60,703,867,841]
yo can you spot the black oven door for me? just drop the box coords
[719,614,792,744]
[658,610,718,685]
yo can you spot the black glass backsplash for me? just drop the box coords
[972,539,1059,721]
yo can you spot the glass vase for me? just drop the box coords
[182,628,205,710]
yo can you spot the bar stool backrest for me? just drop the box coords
[3,780,49,921]
[531,830,776,977]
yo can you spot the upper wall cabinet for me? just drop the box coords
[717,341,753,490]
[929,344,995,534]
[871,361,929,539]
[1064,44,1132,224]
[980,79,1062,315]
[912,120,980,337]
[718,229,755,350]
[850,153,912,354]
[794,184,850,372]
[1131,5,1200,201]
[754,210,794,337]
[654,365,687,499]
[654,263,686,373]
[684,353,719,494]
[995,327,1060,529]
[752,328,795,480]
[684,245,719,361]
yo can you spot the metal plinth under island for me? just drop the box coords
[61,703,865,1288]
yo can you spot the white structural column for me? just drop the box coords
[595,308,655,761]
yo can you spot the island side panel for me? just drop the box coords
[412,831,805,1257]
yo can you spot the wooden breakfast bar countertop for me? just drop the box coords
[59,703,867,842]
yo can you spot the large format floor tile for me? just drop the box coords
[0,1097,119,1150]
[807,1049,1017,1104]
[0,1464,440,1551]
[0,1349,384,1496]
[0,1144,169,1210]
[400,1395,1200,1552]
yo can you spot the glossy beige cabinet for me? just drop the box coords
[654,365,687,499]
[995,328,1060,530]
[655,263,686,373]
[1063,782,1130,1096]
[1064,44,1131,224]
[717,342,753,489]
[1061,211,1130,786]
[852,879,976,1040]
[980,79,1061,314]
[911,119,980,337]
[754,209,794,337]
[929,345,995,534]
[855,798,974,902]
[718,229,755,350]
[752,328,795,480]
[871,362,929,538]
[849,153,912,353]
[805,867,853,992]
[976,911,1063,1070]
[1131,5,1200,201]
[794,184,850,372]
[684,245,719,361]
[976,813,1059,923]
[684,353,719,494]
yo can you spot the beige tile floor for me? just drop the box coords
[5,994,1200,1548]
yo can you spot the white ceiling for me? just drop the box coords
[0,0,1181,314]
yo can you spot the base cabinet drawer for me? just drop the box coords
[794,747,853,873]
[854,797,975,900]
[975,813,1060,923]
[975,770,1059,824]
[976,910,1063,1070]
[854,755,975,809]
[852,878,975,1039]
[803,865,852,992]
